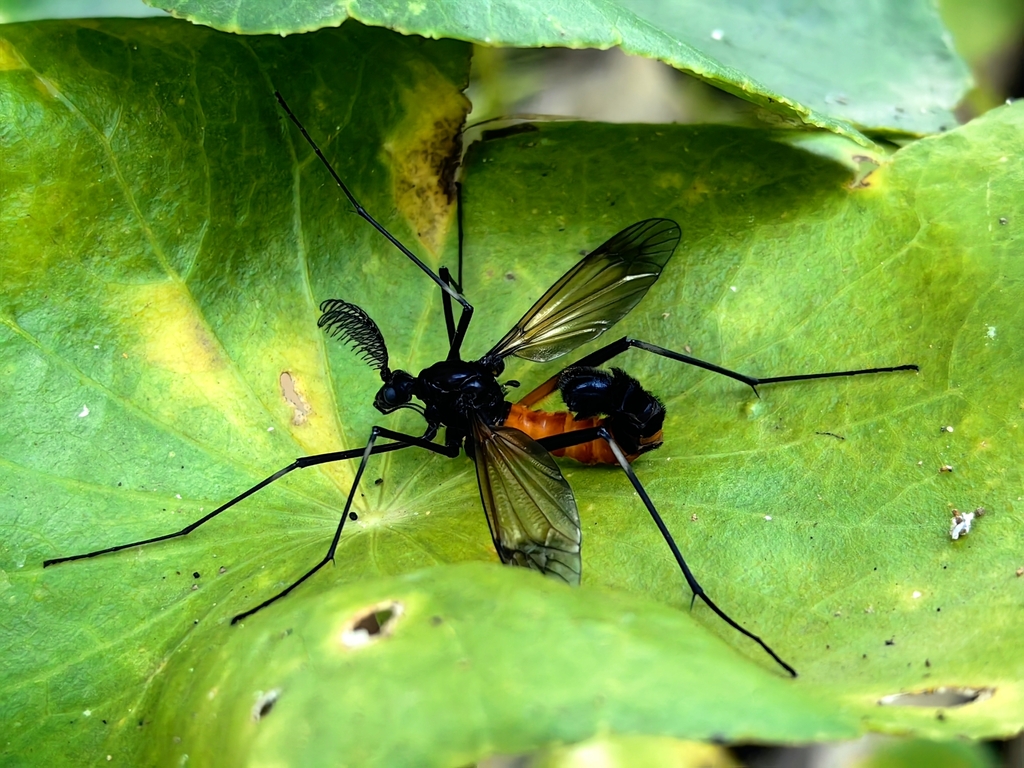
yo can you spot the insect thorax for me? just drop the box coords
[415,360,509,433]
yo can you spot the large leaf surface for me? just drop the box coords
[463,111,1024,741]
[1,17,1021,767]
[149,563,858,766]
[148,0,969,142]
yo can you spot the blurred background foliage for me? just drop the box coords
[466,0,1024,127]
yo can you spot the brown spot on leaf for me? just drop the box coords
[280,371,311,426]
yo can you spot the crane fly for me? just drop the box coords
[43,92,920,677]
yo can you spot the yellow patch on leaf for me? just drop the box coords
[383,64,469,258]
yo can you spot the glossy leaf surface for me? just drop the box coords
[1,17,1021,767]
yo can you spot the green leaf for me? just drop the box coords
[148,0,969,141]
[0,0,163,23]
[461,108,1024,742]
[148,564,858,766]
[1,16,1021,767]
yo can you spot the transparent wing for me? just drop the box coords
[485,218,680,363]
[472,419,581,585]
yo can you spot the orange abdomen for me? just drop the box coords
[504,404,661,465]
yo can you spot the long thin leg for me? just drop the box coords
[440,266,457,348]
[231,426,460,624]
[535,425,795,676]
[518,335,918,406]
[439,266,471,361]
[445,181,472,360]
[43,430,437,567]
[456,180,465,289]
[439,184,466,350]
[274,91,474,345]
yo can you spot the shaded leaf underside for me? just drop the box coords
[150,0,969,141]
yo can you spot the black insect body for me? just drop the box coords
[510,366,667,462]
[42,93,921,677]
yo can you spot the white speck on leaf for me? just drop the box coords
[77,405,89,418]
[950,510,975,539]
[764,515,773,521]
[711,29,724,40]
[987,326,996,339]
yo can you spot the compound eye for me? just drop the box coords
[382,386,399,406]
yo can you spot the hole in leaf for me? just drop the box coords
[878,687,994,708]
[339,600,404,649]
[251,689,280,722]
[280,372,311,426]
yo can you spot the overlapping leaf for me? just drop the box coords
[149,0,969,140]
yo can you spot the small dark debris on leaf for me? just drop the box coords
[815,431,845,440]
[937,711,946,721]
[193,571,200,579]
[504,272,515,281]
[885,637,895,646]
[252,689,280,722]
[925,659,931,667]
[349,512,359,521]
[374,478,383,486]
[430,615,443,626]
